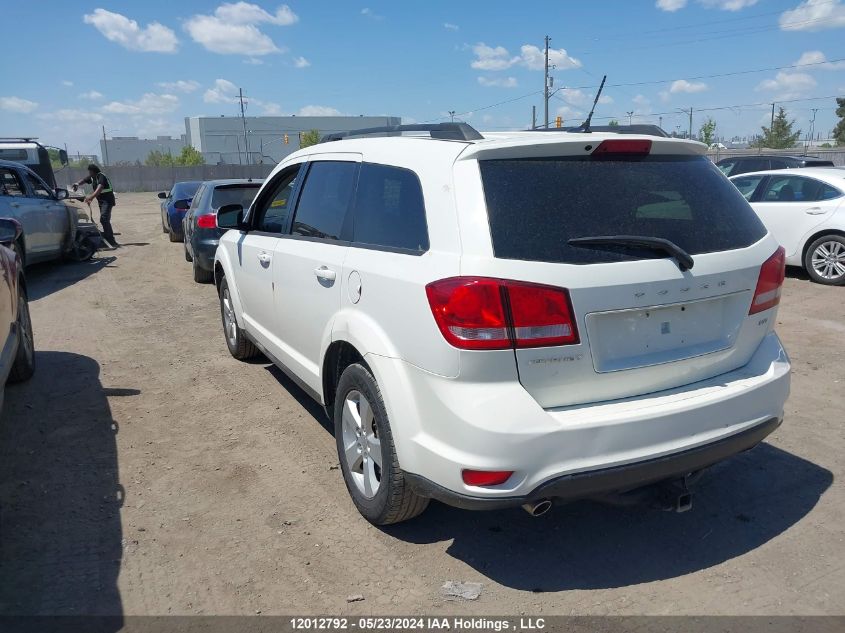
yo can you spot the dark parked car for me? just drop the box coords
[0,218,35,411]
[716,155,835,177]
[159,181,202,242]
[183,179,262,283]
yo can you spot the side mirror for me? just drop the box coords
[174,198,191,210]
[58,149,69,166]
[55,188,69,201]
[217,204,245,230]
[157,192,167,199]
[0,218,23,245]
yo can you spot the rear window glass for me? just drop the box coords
[0,149,28,161]
[480,155,766,265]
[171,182,201,199]
[211,185,260,209]
[352,163,429,252]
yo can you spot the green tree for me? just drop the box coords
[145,150,174,167]
[607,119,620,127]
[752,107,801,149]
[299,129,321,148]
[699,118,717,146]
[834,97,845,146]
[177,145,205,166]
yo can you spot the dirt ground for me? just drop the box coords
[0,192,842,617]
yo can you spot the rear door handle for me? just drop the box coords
[257,251,272,264]
[805,207,825,215]
[314,266,336,282]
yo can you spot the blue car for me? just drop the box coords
[159,181,202,242]
[183,179,262,283]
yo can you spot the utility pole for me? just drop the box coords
[101,125,109,166]
[544,35,550,129]
[626,111,634,125]
[688,107,693,140]
[532,105,536,130]
[770,103,776,129]
[807,108,819,154]
[238,88,249,165]
[448,110,456,122]
[658,116,663,130]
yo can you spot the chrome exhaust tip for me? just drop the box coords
[522,499,552,517]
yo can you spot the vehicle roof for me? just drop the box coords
[201,178,263,187]
[285,130,706,165]
[729,166,845,183]
[718,154,832,162]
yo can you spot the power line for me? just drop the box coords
[423,90,543,123]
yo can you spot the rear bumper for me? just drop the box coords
[191,236,220,271]
[367,332,790,505]
[405,416,781,510]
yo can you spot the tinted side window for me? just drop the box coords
[0,169,25,196]
[731,174,766,200]
[761,175,829,202]
[769,159,789,170]
[733,158,768,175]
[254,166,301,234]
[25,172,52,198]
[820,183,844,200]
[291,161,357,241]
[352,163,428,252]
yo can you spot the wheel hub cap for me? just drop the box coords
[341,390,382,499]
[811,241,845,280]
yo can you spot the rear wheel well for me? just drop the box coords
[802,229,845,263]
[322,341,366,422]
[214,262,225,292]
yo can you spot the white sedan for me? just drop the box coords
[730,167,845,285]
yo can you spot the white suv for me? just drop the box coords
[214,123,791,525]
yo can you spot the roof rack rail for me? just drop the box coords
[320,123,483,143]
[0,137,40,142]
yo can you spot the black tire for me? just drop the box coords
[334,363,429,525]
[184,245,193,262]
[168,229,181,243]
[68,237,96,262]
[218,276,259,360]
[804,235,845,286]
[162,217,168,233]
[193,258,214,284]
[8,281,34,383]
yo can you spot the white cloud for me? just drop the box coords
[699,0,758,10]
[756,71,817,99]
[0,96,38,113]
[794,50,845,70]
[244,57,264,65]
[61,80,74,87]
[444,22,459,30]
[214,2,298,25]
[470,42,580,72]
[780,0,845,30]
[599,95,614,104]
[102,93,180,115]
[185,3,298,55]
[157,80,201,93]
[83,8,178,53]
[37,109,103,123]
[519,44,581,71]
[79,90,104,100]
[656,0,687,11]
[361,8,384,20]
[298,105,342,116]
[633,94,651,107]
[203,79,239,104]
[670,79,709,93]
[259,101,284,115]
[293,56,311,68]
[477,76,518,88]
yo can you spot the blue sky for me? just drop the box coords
[2,0,844,155]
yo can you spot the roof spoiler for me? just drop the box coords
[320,123,483,143]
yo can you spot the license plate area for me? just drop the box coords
[585,292,747,373]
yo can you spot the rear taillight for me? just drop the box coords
[749,246,786,315]
[425,277,579,350]
[462,469,513,487]
[197,214,217,229]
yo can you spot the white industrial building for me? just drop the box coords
[100,135,188,166]
[184,115,401,165]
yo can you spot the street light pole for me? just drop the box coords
[543,35,551,129]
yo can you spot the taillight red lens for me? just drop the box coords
[592,139,652,156]
[197,214,217,229]
[462,469,513,487]
[425,277,578,350]
[506,281,579,347]
[749,246,786,315]
[425,278,509,350]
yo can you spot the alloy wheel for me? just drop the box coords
[221,287,238,345]
[341,390,382,498]
[811,241,845,281]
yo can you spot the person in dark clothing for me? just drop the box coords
[72,164,118,248]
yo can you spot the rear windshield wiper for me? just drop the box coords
[567,235,695,271]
